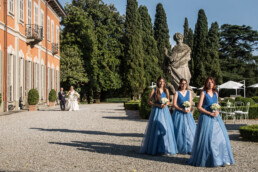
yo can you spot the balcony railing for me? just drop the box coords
[26,24,43,44]
[52,43,58,55]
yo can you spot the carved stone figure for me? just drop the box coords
[165,32,191,94]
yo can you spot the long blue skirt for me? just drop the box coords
[188,114,235,167]
[140,106,178,155]
[172,109,196,154]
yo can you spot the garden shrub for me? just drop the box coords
[139,88,152,119]
[49,89,57,102]
[124,102,139,110]
[28,89,39,105]
[192,96,199,105]
[235,96,256,106]
[239,125,258,142]
[252,96,258,103]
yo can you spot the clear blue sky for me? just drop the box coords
[59,0,258,49]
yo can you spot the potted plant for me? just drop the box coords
[49,89,57,107]
[28,89,39,111]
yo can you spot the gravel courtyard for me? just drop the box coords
[0,103,257,172]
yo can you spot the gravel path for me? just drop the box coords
[0,103,257,172]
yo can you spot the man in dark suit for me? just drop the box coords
[58,87,66,111]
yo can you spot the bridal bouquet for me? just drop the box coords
[73,92,80,101]
[182,101,191,111]
[160,97,169,105]
[211,103,221,112]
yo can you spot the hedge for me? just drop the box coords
[49,89,57,102]
[139,89,152,119]
[193,105,258,120]
[235,97,256,106]
[103,98,131,103]
[28,89,39,105]
[124,100,140,110]
[252,96,258,103]
[239,125,258,142]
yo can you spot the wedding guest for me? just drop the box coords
[58,87,66,111]
[172,79,196,154]
[140,76,178,155]
[188,77,235,167]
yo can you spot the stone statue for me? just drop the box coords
[164,32,192,94]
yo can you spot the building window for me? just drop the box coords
[56,26,59,46]
[47,17,50,41]
[41,10,44,40]
[34,3,38,25]
[19,0,24,22]
[51,21,54,43]
[8,0,14,15]
[28,0,32,24]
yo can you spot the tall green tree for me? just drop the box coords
[205,22,222,84]
[154,3,171,75]
[219,24,258,96]
[60,45,88,91]
[183,18,194,77]
[123,0,145,99]
[139,5,162,86]
[72,0,124,99]
[61,4,96,92]
[192,9,208,86]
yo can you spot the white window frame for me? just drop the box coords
[51,20,54,43]
[19,0,24,22]
[56,26,59,46]
[41,10,44,27]
[8,0,14,16]
[34,2,39,26]
[47,16,50,42]
[27,0,32,24]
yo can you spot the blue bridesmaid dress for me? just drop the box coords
[188,91,235,167]
[172,90,196,154]
[140,89,178,155]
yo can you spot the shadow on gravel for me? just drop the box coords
[102,110,146,122]
[49,141,189,165]
[30,128,144,137]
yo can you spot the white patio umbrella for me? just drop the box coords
[190,86,197,89]
[217,81,244,96]
[248,83,258,88]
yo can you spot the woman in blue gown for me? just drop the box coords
[140,76,178,155]
[172,79,196,154]
[188,77,235,167]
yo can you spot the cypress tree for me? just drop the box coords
[139,5,162,86]
[188,28,194,77]
[124,0,145,99]
[154,3,171,75]
[183,18,189,44]
[192,9,208,87]
[206,22,222,84]
[183,18,194,77]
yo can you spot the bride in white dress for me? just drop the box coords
[66,86,80,111]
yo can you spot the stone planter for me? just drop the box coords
[29,105,37,111]
[49,102,55,107]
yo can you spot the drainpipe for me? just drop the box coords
[4,0,8,112]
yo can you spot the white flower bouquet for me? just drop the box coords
[160,97,169,105]
[182,101,191,111]
[211,103,221,112]
[73,92,80,101]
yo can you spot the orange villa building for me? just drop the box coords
[0,0,66,112]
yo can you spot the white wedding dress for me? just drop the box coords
[66,90,79,111]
